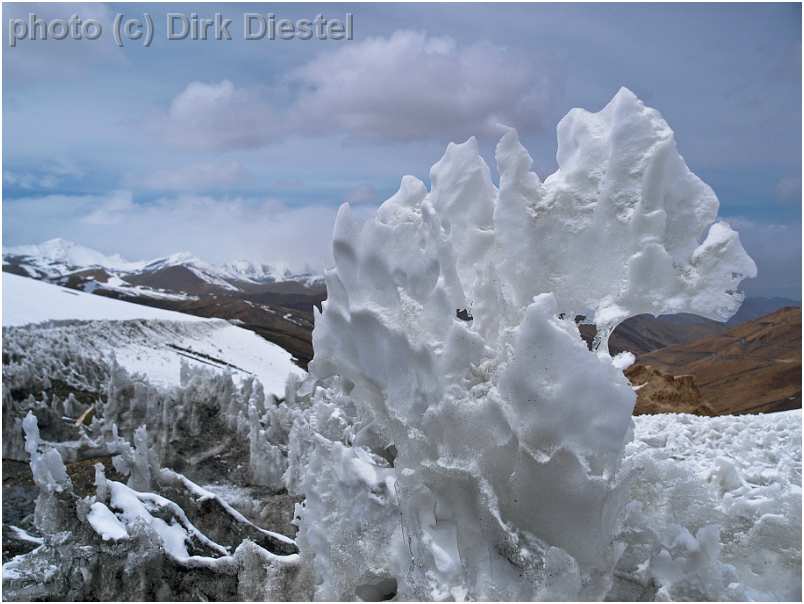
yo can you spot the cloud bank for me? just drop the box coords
[161,31,554,150]
[3,192,350,271]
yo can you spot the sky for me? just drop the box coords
[3,2,802,298]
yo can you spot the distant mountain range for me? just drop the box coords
[4,240,801,412]
[580,298,799,358]
[4,239,323,294]
[3,239,326,366]
[726,296,802,325]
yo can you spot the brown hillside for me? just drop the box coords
[637,307,801,414]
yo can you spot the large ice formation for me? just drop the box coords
[289,87,764,601]
[5,88,798,602]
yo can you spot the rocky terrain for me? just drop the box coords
[625,364,714,416]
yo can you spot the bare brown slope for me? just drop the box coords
[124,265,218,295]
[636,307,802,414]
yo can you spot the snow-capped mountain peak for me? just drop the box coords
[220,259,291,283]
[143,251,209,271]
[5,238,146,271]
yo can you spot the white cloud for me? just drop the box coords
[81,191,136,225]
[162,30,555,150]
[164,80,282,150]
[775,176,802,203]
[289,30,552,142]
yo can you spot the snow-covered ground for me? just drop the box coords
[2,272,304,394]
[3,273,200,325]
[620,410,802,601]
[5,238,148,273]
[630,411,801,490]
